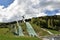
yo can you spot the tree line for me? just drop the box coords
[0,15,60,31]
[30,15,60,31]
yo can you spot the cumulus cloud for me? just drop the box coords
[56,13,60,15]
[0,0,60,22]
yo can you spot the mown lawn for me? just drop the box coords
[0,28,41,40]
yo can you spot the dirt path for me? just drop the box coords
[41,28,54,35]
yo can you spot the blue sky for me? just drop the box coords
[0,0,14,8]
[44,9,60,16]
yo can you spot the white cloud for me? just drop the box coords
[56,13,60,15]
[0,0,60,22]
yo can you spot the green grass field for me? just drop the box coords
[0,28,41,40]
[47,29,60,34]
[0,22,60,40]
[0,36,40,40]
[30,22,50,36]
